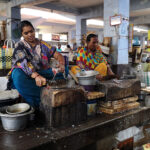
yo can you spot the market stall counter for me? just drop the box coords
[0,105,150,150]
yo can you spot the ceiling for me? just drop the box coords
[21,0,150,22]
[1,0,150,17]
[1,0,150,34]
[19,0,104,29]
[50,0,103,8]
[130,8,150,17]
[1,0,150,19]
[18,0,150,34]
[21,8,103,31]
[22,0,103,9]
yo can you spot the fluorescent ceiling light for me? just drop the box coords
[87,19,104,26]
[133,27,148,32]
[21,8,75,23]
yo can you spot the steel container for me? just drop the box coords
[6,103,30,115]
[76,70,99,85]
[0,107,34,131]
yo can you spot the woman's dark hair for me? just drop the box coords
[86,34,98,43]
[20,20,34,33]
[67,45,71,48]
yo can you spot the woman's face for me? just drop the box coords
[87,37,98,51]
[22,25,35,43]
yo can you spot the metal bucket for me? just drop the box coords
[76,70,99,85]
[0,107,34,131]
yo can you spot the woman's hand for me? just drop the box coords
[58,64,65,73]
[96,74,104,81]
[31,72,39,78]
[35,75,46,87]
[31,72,46,86]
[107,64,115,76]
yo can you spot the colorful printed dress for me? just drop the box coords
[76,47,107,70]
[8,39,56,76]
[7,39,58,107]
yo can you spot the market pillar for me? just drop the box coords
[7,5,21,42]
[68,30,74,47]
[98,30,104,44]
[76,17,86,47]
[104,0,130,65]
[140,35,146,50]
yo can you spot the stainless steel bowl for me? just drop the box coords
[76,70,99,85]
[6,103,30,115]
[0,107,34,131]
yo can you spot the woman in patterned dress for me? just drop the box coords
[8,20,67,107]
[76,34,115,80]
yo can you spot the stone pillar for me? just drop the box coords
[68,30,74,47]
[7,5,21,42]
[76,17,86,47]
[98,30,104,44]
[140,35,146,50]
[104,0,129,65]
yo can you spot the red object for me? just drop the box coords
[2,45,6,48]
[118,137,133,150]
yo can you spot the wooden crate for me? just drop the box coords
[97,79,141,101]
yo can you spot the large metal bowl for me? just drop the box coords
[0,107,34,131]
[76,70,99,85]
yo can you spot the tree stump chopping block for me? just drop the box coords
[40,86,87,128]
[96,79,141,101]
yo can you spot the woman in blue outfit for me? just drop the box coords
[57,43,62,53]
[8,20,67,107]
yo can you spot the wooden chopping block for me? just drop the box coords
[99,106,126,114]
[141,88,150,93]
[100,102,124,110]
[99,98,140,114]
[126,102,140,110]
[97,79,141,101]
[123,95,138,103]
[99,101,140,115]
[86,92,105,100]
[41,86,85,107]
[99,95,138,109]
[40,86,87,128]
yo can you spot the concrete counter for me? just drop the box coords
[0,106,150,150]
